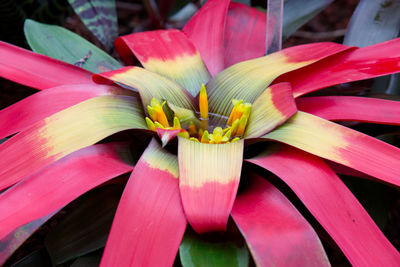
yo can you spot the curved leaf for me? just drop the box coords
[279,38,400,98]
[115,29,210,96]
[232,173,330,267]
[283,0,333,40]
[207,42,350,118]
[263,111,400,187]
[183,0,230,76]
[94,67,196,109]
[45,185,124,264]
[0,142,134,239]
[179,229,249,267]
[0,41,95,90]
[0,84,129,140]
[178,137,244,233]
[24,19,122,73]
[245,83,297,138]
[101,139,186,267]
[296,96,400,124]
[0,95,145,190]
[247,145,400,266]
[224,2,266,68]
[343,0,400,47]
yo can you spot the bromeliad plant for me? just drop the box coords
[1,0,400,265]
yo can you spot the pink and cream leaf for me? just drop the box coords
[0,143,133,239]
[0,95,146,190]
[115,29,211,96]
[178,137,244,233]
[207,42,351,118]
[0,84,131,140]
[231,173,330,267]
[277,38,400,98]
[101,139,186,267]
[247,145,400,266]
[244,83,297,138]
[94,66,196,110]
[297,96,400,124]
[0,41,95,90]
[263,111,400,187]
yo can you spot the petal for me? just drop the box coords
[178,137,244,233]
[278,38,400,97]
[115,29,210,96]
[231,173,330,267]
[183,0,230,76]
[0,41,95,90]
[0,212,55,265]
[0,143,133,239]
[296,96,400,124]
[0,84,129,139]
[101,139,186,267]
[247,145,400,266]
[94,67,195,109]
[263,111,400,187]
[0,95,146,190]
[156,128,181,147]
[244,83,297,138]
[207,42,350,118]
[224,2,266,68]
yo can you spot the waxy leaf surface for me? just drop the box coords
[115,29,210,96]
[0,95,145,190]
[0,143,133,239]
[101,139,186,267]
[263,112,400,187]
[248,145,400,266]
[232,173,330,267]
[24,19,122,73]
[0,41,95,90]
[0,84,129,140]
[297,96,400,124]
[178,137,244,233]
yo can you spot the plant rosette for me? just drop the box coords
[1,0,400,266]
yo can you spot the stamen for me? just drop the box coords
[188,121,197,136]
[201,131,210,143]
[199,84,209,130]
[145,117,156,132]
[178,130,190,139]
[173,117,181,129]
[145,94,251,144]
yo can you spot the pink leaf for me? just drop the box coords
[297,96,400,125]
[0,41,95,90]
[101,139,186,266]
[247,145,400,266]
[232,173,330,267]
[0,143,133,239]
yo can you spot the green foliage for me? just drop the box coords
[24,19,122,73]
[67,0,118,50]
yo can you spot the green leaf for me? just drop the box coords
[70,251,102,267]
[45,184,124,264]
[67,0,118,50]
[24,19,122,73]
[179,229,249,267]
[283,0,333,40]
[343,0,400,47]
